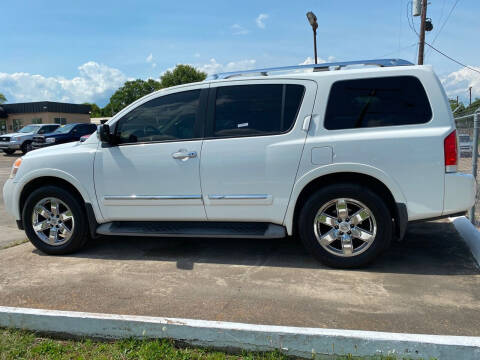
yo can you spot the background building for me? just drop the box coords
[0,101,91,134]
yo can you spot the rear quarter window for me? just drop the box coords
[324,76,432,130]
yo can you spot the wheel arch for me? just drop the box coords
[19,176,86,218]
[285,166,408,239]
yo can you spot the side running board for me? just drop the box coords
[96,221,286,239]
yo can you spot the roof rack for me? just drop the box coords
[206,58,414,80]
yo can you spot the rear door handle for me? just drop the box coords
[172,149,197,160]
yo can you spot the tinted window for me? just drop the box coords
[324,76,432,130]
[76,124,96,135]
[213,84,304,137]
[37,125,59,134]
[116,90,201,144]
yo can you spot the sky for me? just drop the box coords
[1,0,479,107]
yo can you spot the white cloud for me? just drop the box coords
[0,61,128,105]
[299,56,336,65]
[194,53,201,58]
[256,14,269,29]
[146,53,157,68]
[231,24,249,35]
[196,58,257,75]
[441,67,480,102]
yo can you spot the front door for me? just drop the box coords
[94,85,208,221]
[200,79,317,224]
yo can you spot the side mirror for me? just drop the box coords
[97,124,112,143]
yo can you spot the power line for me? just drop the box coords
[431,0,461,45]
[424,42,480,75]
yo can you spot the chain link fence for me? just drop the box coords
[455,110,480,225]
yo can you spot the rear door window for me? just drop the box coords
[212,84,305,137]
[324,76,432,130]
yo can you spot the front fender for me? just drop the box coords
[13,168,102,223]
[283,163,407,235]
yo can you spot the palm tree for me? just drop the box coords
[0,93,6,104]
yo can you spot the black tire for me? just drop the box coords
[22,186,89,255]
[298,183,392,268]
[3,149,15,155]
[21,141,31,154]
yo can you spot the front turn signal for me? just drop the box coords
[10,158,22,179]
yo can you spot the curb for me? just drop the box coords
[1,306,480,359]
[450,216,480,266]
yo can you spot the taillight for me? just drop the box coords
[444,130,457,173]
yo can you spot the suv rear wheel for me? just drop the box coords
[22,186,89,255]
[298,183,392,268]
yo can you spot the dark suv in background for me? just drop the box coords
[32,123,97,149]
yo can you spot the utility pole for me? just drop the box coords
[417,0,428,65]
[469,86,473,106]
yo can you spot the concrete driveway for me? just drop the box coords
[0,152,479,336]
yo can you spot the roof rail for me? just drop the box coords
[206,58,414,80]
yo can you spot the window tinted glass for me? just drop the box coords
[214,84,304,137]
[324,76,432,130]
[38,125,58,134]
[116,90,201,144]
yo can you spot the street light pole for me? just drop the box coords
[306,11,318,64]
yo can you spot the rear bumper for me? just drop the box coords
[443,172,476,216]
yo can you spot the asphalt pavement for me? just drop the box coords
[0,151,479,336]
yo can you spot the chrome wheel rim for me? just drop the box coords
[314,198,377,257]
[31,197,74,246]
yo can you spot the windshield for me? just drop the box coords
[18,125,41,133]
[53,124,76,134]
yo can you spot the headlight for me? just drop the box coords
[45,138,56,143]
[11,137,20,142]
[10,158,22,179]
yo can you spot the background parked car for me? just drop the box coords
[458,133,473,157]
[0,124,60,154]
[80,133,93,142]
[32,123,97,149]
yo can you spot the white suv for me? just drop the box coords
[3,59,476,268]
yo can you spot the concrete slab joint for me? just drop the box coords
[1,306,480,359]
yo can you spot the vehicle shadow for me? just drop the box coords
[34,220,479,276]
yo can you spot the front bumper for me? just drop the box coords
[443,172,476,215]
[3,178,19,220]
[0,141,20,150]
[32,142,53,149]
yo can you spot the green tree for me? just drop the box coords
[107,79,162,114]
[160,64,207,88]
[0,93,6,104]
[449,99,465,114]
[83,103,103,117]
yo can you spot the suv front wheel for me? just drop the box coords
[23,186,89,255]
[298,183,392,268]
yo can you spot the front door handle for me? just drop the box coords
[172,149,197,160]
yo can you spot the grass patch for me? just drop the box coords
[0,328,433,360]
[0,238,28,250]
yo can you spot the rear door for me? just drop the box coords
[200,79,317,224]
